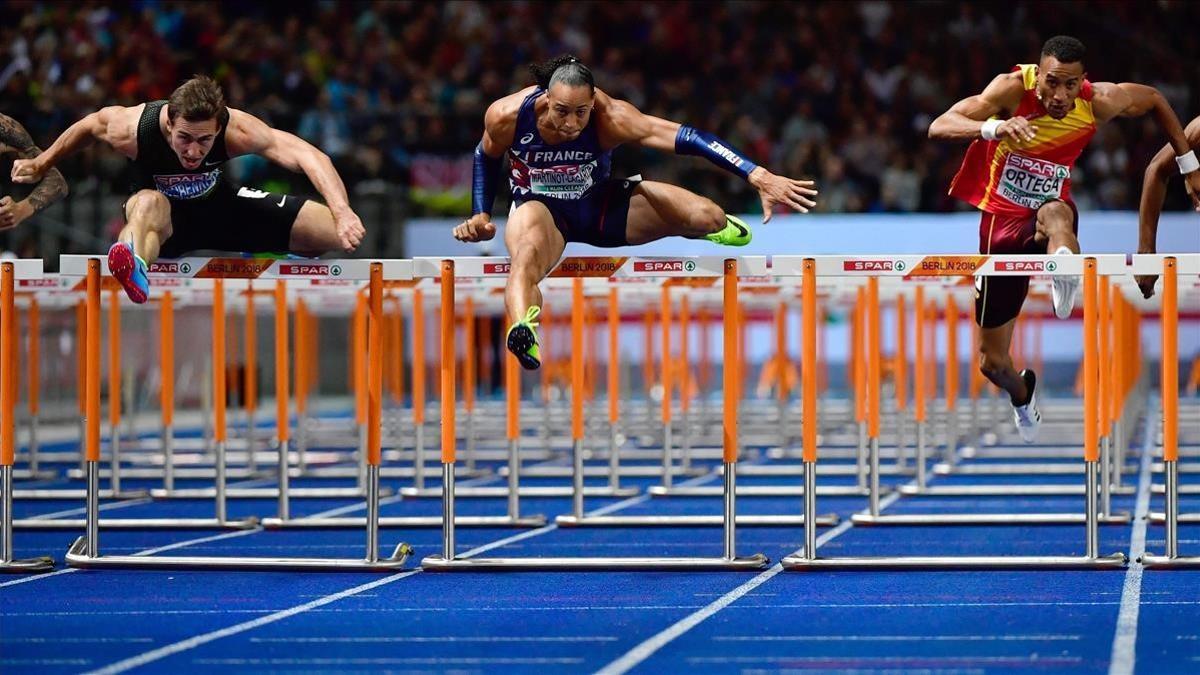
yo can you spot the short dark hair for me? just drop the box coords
[1041,36,1086,66]
[529,55,594,93]
[167,75,229,128]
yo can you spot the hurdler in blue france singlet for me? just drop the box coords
[505,88,636,247]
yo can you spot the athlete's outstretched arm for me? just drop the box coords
[1135,116,1200,298]
[226,109,364,251]
[11,106,135,184]
[1095,83,1200,211]
[928,73,1030,142]
[599,96,816,222]
[0,114,68,230]
[455,93,521,243]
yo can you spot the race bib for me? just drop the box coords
[153,169,221,200]
[529,162,597,199]
[997,154,1069,209]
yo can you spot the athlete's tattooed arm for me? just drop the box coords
[0,113,69,229]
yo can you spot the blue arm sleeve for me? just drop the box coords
[472,143,503,216]
[674,126,759,180]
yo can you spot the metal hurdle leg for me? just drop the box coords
[427,257,770,568]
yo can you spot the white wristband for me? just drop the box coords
[980,119,1003,142]
[1176,150,1199,174]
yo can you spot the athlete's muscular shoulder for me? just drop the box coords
[593,89,651,146]
[94,104,140,158]
[481,87,535,153]
[223,108,272,156]
[974,71,1026,117]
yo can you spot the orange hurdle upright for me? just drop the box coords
[0,260,54,573]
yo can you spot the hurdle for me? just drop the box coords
[398,265,639,502]
[423,257,768,570]
[65,257,410,571]
[1141,254,1200,568]
[145,276,375,500]
[784,254,1129,570]
[1,259,55,573]
[853,256,1134,526]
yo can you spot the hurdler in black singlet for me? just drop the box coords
[125,100,307,256]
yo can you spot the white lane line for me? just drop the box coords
[0,528,262,590]
[595,486,904,675]
[25,498,153,520]
[82,570,423,675]
[193,657,584,665]
[1109,412,1156,675]
[250,636,618,643]
[685,655,1083,665]
[84,465,723,674]
[713,634,1082,642]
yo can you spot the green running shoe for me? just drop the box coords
[705,214,753,247]
[506,305,542,370]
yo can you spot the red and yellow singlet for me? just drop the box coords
[949,64,1097,216]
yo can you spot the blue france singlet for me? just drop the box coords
[507,88,612,201]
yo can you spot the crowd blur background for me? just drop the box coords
[2,0,1198,260]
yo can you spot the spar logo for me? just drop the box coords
[18,278,59,287]
[843,260,902,272]
[633,260,697,273]
[483,263,511,275]
[279,263,342,277]
[149,262,181,274]
[995,260,1049,273]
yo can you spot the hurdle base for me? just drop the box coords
[0,556,55,573]
[1139,555,1200,569]
[555,514,840,527]
[14,517,259,531]
[898,484,1135,496]
[400,486,640,499]
[12,489,150,500]
[261,515,547,529]
[648,484,876,497]
[420,552,770,571]
[148,487,385,499]
[1147,511,1200,524]
[12,469,57,481]
[850,512,1132,526]
[65,536,412,571]
[781,553,1128,570]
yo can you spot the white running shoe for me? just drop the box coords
[1011,369,1042,444]
[1051,246,1079,319]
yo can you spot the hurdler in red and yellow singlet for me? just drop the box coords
[950,64,1095,248]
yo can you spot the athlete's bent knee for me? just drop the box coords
[688,199,725,235]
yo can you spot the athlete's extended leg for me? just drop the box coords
[111,189,172,303]
[1034,200,1081,319]
[979,320,1024,401]
[624,181,750,246]
[288,201,344,256]
[979,318,1041,443]
[504,201,565,370]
